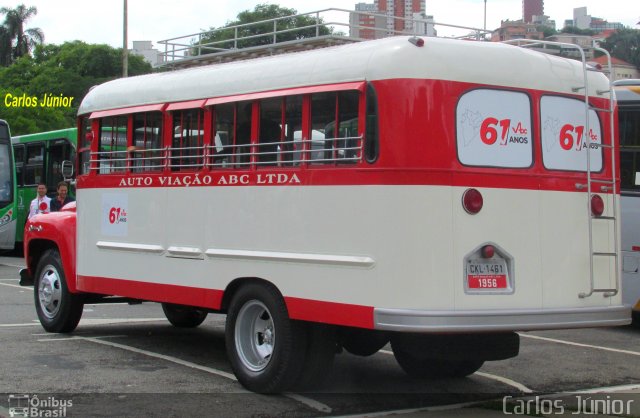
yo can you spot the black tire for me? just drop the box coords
[34,249,84,333]
[161,303,208,328]
[225,283,306,393]
[391,336,484,378]
[632,310,640,327]
[295,323,336,390]
[341,328,389,357]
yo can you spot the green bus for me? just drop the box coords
[12,128,76,242]
[0,119,16,250]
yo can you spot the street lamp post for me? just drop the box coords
[484,0,487,32]
[123,0,128,78]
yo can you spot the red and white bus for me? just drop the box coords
[23,36,630,393]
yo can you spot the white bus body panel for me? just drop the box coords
[77,185,622,327]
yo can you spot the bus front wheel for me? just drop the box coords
[34,249,84,333]
[225,283,306,393]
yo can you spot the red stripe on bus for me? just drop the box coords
[285,297,375,329]
[205,81,366,106]
[77,275,224,310]
[76,275,375,328]
[76,169,620,194]
[166,99,207,111]
[90,103,167,119]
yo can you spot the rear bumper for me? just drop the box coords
[374,305,631,332]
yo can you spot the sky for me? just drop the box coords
[0,0,638,49]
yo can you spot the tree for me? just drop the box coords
[538,26,557,38]
[600,28,640,69]
[0,41,153,135]
[0,26,11,66]
[195,4,332,54]
[559,26,597,36]
[0,4,43,66]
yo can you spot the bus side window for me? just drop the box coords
[24,143,44,185]
[133,112,163,173]
[78,116,91,175]
[212,103,235,168]
[13,144,24,187]
[365,83,379,163]
[284,95,303,166]
[235,101,252,168]
[171,109,204,171]
[258,97,283,166]
[619,107,640,191]
[99,116,128,174]
[310,91,360,164]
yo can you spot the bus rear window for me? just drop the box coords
[540,96,603,172]
[456,89,533,168]
[619,106,640,191]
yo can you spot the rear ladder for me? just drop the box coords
[504,39,620,298]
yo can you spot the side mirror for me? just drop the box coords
[61,160,74,180]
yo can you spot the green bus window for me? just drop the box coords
[24,143,44,185]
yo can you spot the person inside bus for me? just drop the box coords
[50,181,75,212]
[28,182,51,218]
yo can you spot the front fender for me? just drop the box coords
[24,208,77,293]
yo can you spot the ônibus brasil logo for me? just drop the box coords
[8,394,73,417]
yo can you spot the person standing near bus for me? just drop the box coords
[28,183,51,218]
[50,181,74,212]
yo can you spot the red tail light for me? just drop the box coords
[462,188,483,214]
[591,194,604,217]
[481,245,495,258]
[409,37,425,47]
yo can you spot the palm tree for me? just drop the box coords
[0,25,11,66]
[0,4,44,65]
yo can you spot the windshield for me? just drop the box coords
[0,142,13,205]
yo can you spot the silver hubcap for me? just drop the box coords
[235,300,275,372]
[38,265,62,319]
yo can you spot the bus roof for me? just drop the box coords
[11,127,77,145]
[614,79,640,102]
[79,36,610,116]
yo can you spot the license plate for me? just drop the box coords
[467,262,508,289]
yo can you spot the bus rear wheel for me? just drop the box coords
[225,283,306,393]
[161,303,208,328]
[34,249,84,333]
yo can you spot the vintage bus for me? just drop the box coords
[615,79,640,324]
[0,119,17,251]
[12,128,76,242]
[22,36,630,393]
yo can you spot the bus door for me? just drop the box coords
[46,139,76,196]
[15,142,44,241]
[0,121,15,250]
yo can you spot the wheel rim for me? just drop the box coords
[235,300,275,372]
[38,264,62,319]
